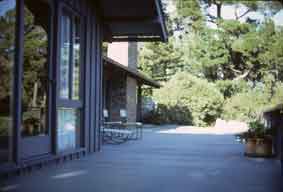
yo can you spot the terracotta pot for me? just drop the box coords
[255,138,273,156]
[245,138,257,155]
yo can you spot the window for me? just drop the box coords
[72,17,80,100]
[21,1,50,137]
[57,108,80,151]
[59,10,81,100]
[58,9,82,151]
[59,13,71,99]
[0,0,16,164]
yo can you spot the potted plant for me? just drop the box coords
[239,119,273,157]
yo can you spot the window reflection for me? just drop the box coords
[72,17,80,100]
[60,13,71,99]
[57,108,80,151]
[21,2,49,137]
[59,11,81,100]
[0,0,16,164]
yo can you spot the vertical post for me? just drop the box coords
[13,0,24,164]
[279,117,283,174]
[52,0,60,155]
[137,85,142,122]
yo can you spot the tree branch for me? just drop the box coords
[233,70,251,81]
[206,13,217,21]
[236,9,251,20]
[207,19,216,24]
[230,67,242,74]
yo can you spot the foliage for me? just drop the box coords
[0,8,16,102]
[181,28,231,81]
[175,0,204,32]
[238,119,267,140]
[215,80,249,98]
[139,2,283,126]
[141,1,283,83]
[222,81,283,122]
[143,104,193,125]
[139,38,183,82]
[181,19,283,83]
[153,72,224,126]
[22,7,48,107]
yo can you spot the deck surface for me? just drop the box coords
[1,126,281,192]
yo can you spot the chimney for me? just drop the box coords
[107,42,138,122]
[107,42,138,69]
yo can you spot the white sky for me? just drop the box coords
[273,10,283,26]
[165,1,283,28]
[0,1,16,16]
[207,4,283,28]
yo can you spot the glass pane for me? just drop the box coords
[57,108,80,151]
[21,2,49,137]
[59,12,71,99]
[0,0,16,164]
[72,17,80,100]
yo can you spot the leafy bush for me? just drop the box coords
[248,119,266,138]
[222,81,283,122]
[222,87,267,121]
[152,72,224,126]
[215,80,250,98]
[143,104,193,125]
[238,119,268,140]
[270,81,283,106]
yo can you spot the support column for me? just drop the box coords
[137,85,142,122]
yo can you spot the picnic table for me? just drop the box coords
[102,121,143,144]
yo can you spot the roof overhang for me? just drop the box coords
[99,0,167,42]
[263,104,283,117]
[103,56,161,88]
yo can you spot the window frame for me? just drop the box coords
[56,2,85,152]
[58,7,83,104]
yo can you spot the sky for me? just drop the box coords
[0,0,16,16]
[273,10,283,26]
[165,0,283,29]
[207,3,283,28]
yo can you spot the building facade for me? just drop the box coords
[103,43,160,122]
[0,0,166,175]
[108,42,138,122]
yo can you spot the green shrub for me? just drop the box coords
[153,72,224,126]
[222,81,283,122]
[215,80,250,98]
[270,81,283,106]
[222,87,267,121]
[143,104,193,125]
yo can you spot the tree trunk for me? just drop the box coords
[216,2,222,19]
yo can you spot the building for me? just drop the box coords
[0,0,167,174]
[103,42,160,123]
[263,104,283,173]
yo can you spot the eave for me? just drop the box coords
[99,0,168,42]
[103,56,161,88]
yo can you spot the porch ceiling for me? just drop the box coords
[99,0,167,42]
[103,56,161,88]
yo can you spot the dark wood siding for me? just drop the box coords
[83,0,103,152]
[0,0,104,175]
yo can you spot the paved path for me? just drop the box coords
[1,127,282,192]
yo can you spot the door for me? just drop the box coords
[56,6,83,152]
[21,0,52,158]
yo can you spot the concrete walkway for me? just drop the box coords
[1,126,282,192]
